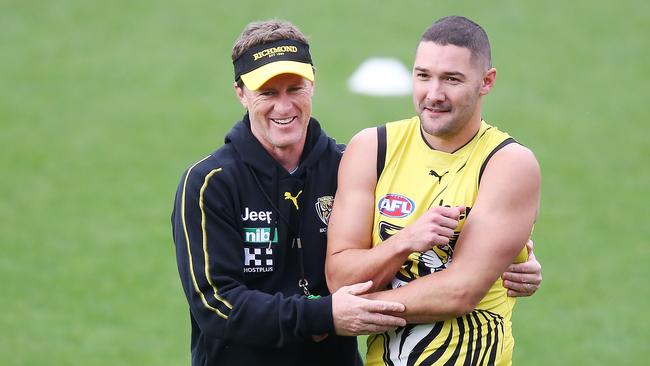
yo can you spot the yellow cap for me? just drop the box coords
[240,60,314,91]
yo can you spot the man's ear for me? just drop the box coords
[308,79,315,97]
[234,82,248,108]
[480,68,497,96]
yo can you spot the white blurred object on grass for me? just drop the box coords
[348,57,412,96]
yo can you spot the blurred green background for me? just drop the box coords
[1,0,648,364]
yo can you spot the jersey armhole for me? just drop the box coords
[478,137,517,185]
[376,125,387,182]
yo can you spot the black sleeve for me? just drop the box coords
[171,163,334,348]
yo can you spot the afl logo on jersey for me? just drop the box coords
[378,194,415,218]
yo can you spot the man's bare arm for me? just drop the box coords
[366,143,541,322]
[326,128,460,293]
[326,128,416,293]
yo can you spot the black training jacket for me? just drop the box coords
[171,114,361,365]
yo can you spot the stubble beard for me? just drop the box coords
[419,89,481,139]
[418,104,459,138]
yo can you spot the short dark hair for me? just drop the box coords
[232,19,309,62]
[420,16,492,70]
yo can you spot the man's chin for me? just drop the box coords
[420,113,449,129]
[270,135,306,150]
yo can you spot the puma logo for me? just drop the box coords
[429,169,449,183]
[284,190,302,210]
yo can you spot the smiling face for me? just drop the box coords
[412,41,495,150]
[236,73,314,158]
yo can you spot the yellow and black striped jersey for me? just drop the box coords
[366,116,527,366]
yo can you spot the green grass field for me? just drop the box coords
[2,0,648,364]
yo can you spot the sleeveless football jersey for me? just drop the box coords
[366,116,527,366]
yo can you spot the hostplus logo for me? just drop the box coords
[242,226,277,273]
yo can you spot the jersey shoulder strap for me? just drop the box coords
[376,125,387,181]
[478,137,517,184]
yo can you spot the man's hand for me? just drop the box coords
[332,281,406,336]
[502,240,542,297]
[393,206,464,253]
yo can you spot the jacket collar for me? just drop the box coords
[225,113,329,178]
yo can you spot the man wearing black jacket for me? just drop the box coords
[171,20,407,365]
[171,19,542,365]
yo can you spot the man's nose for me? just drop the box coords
[274,93,294,113]
[426,81,445,103]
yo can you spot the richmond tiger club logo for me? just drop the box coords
[378,220,453,287]
[378,193,415,218]
[315,196,334,231]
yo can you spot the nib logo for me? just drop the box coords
[243,227,278,244]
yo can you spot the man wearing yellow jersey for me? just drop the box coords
[326,16,541,365]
